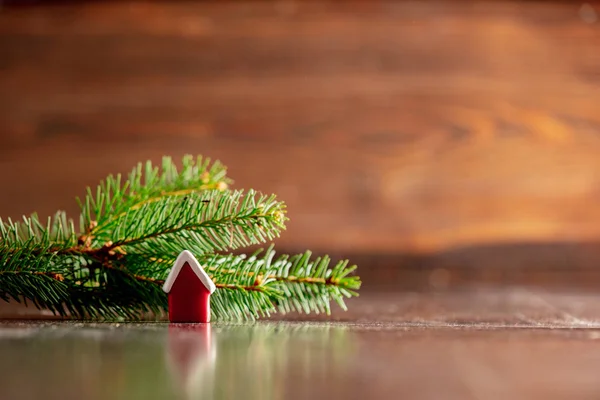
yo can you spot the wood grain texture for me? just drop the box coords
[1,1,600,253]
[5,295,600,400]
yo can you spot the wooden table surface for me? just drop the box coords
[2,290,600,400]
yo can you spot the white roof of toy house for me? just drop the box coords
[162,250,216,294]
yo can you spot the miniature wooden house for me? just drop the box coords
[163,250,216,323]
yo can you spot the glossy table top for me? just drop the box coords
[2,290,600,400]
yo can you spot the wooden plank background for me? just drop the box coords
[1,0,600,258]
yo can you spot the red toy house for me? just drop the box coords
[162,250,217,323]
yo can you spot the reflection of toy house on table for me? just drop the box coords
[162,250,216,323]
[167,324,217,397]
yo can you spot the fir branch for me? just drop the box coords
[0,270,152,320]
[271,254,360,314]
[0,271,71,316]
[100,189,287,256]
[124,246,361,319]
[107,245,361,320]
[201,248,360,315]
[210,289,277,321]
[79,155,231,239]
[90,265,168,317]
[0,154,361,321]
[207,250,282,320]
[0,212,80,272]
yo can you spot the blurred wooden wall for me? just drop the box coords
[1,1,600,256]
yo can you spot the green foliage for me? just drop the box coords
[202,247,360,316]
[0,155,360,320]
[0,212,79,273]
[0,271,71,316]
[78,155,231,231]
[102,189,286,253]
